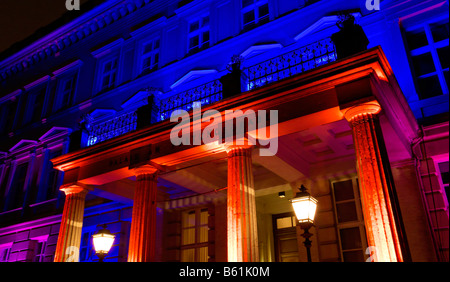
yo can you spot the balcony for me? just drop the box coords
[84,37,337,148]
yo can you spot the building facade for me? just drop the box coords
[0,0,448,262]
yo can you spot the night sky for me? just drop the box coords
[0,0,91,55]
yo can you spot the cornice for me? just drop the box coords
[0,0,155,83]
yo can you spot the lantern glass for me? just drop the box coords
[92,231,115,254]
[291,195,318,224]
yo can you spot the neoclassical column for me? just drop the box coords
[226,145,259,262]
[342,101,403,262]
[54,184,89,262]
[127,165,159,262]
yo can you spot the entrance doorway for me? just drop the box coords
[273,212,299,262]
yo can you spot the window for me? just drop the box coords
[45,150,62,200]
[100,58,118,92]
[241,0,270,32]
[10,162,29,210]
[25,87,46,125]
[188,15,210,55]
[331,178,367,262]
[80,230,95,262]
[141,38,160,74]
[404,20,449,100]
[33,241,47,262]
[437,161,449,204]
[0,99,17,134]
[181,208,209,262]
[59,73,78,109]
[0,247,10,262]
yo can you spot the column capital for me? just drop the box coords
[60,183,91,196]
[341,100,382,122]
[132,164,159,176]
[224,144,253,156]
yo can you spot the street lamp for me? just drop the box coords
[290,185,318,262]
[92,225,115,262]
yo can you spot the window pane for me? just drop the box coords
[198,247,208,262]
[405,29,428,50]
[437,46,449,69]
[416,75,443,100]
[411,53,436,76]
[276,217,293,229]
[154,39,160,50]
[259,3,269,18]
[183,210,196,227]
[439,162,449,184]
[190,21,199,32]
[199,226,208,243]
[431,22,449,42]
[182,228,195,245]
[202,16,209,27]
[242,0,254,8]
[202,31,210,43]
[243,10,255,25]
[333,180,354,201]
[144,43,152,54]
[343,250,365,262]
[336,202,358,223]
[339,227,362,250]
[104,61,112,72]
[189,36,199,48]
[181,248,195,262]
[200,209,208,225]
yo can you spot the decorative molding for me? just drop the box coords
[294,13,361,41]
[23,75,50,90]
[170,70,217,89]
[9,139,38,153]
[52,59,83,77]
[38,127,73,142]
[240,44,283,59]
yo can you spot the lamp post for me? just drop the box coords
[290,185,318,262]
[92,225,115,262]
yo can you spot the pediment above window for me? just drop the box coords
[170,70,217,89]
[9,140,38,153]
[39,127,72,142]
[89,109,117,123]
[294,13,361,41]
[240,43,283,59]
[121,88,162,110]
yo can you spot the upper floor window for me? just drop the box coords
[10,162,29,210]
[141,38,160,74]
[241,0,270,32]
[437,161,449,204]
[404,20,449,100]
[100,57,118,92]
[0,99,17,134]
[188,15,210,55]
[24,87,46,125]
[59,73,78,110]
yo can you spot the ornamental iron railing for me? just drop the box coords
[86,110,137,146]
[159,79,223,121]
[246,38,337,90]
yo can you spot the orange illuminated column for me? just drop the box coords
[127,165,159,262]
[226,145,259,262]
[342,101,403,262]
[54,184,90,262]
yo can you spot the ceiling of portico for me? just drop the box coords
[151,119,356,199]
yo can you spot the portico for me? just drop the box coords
[51,47,421,262]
